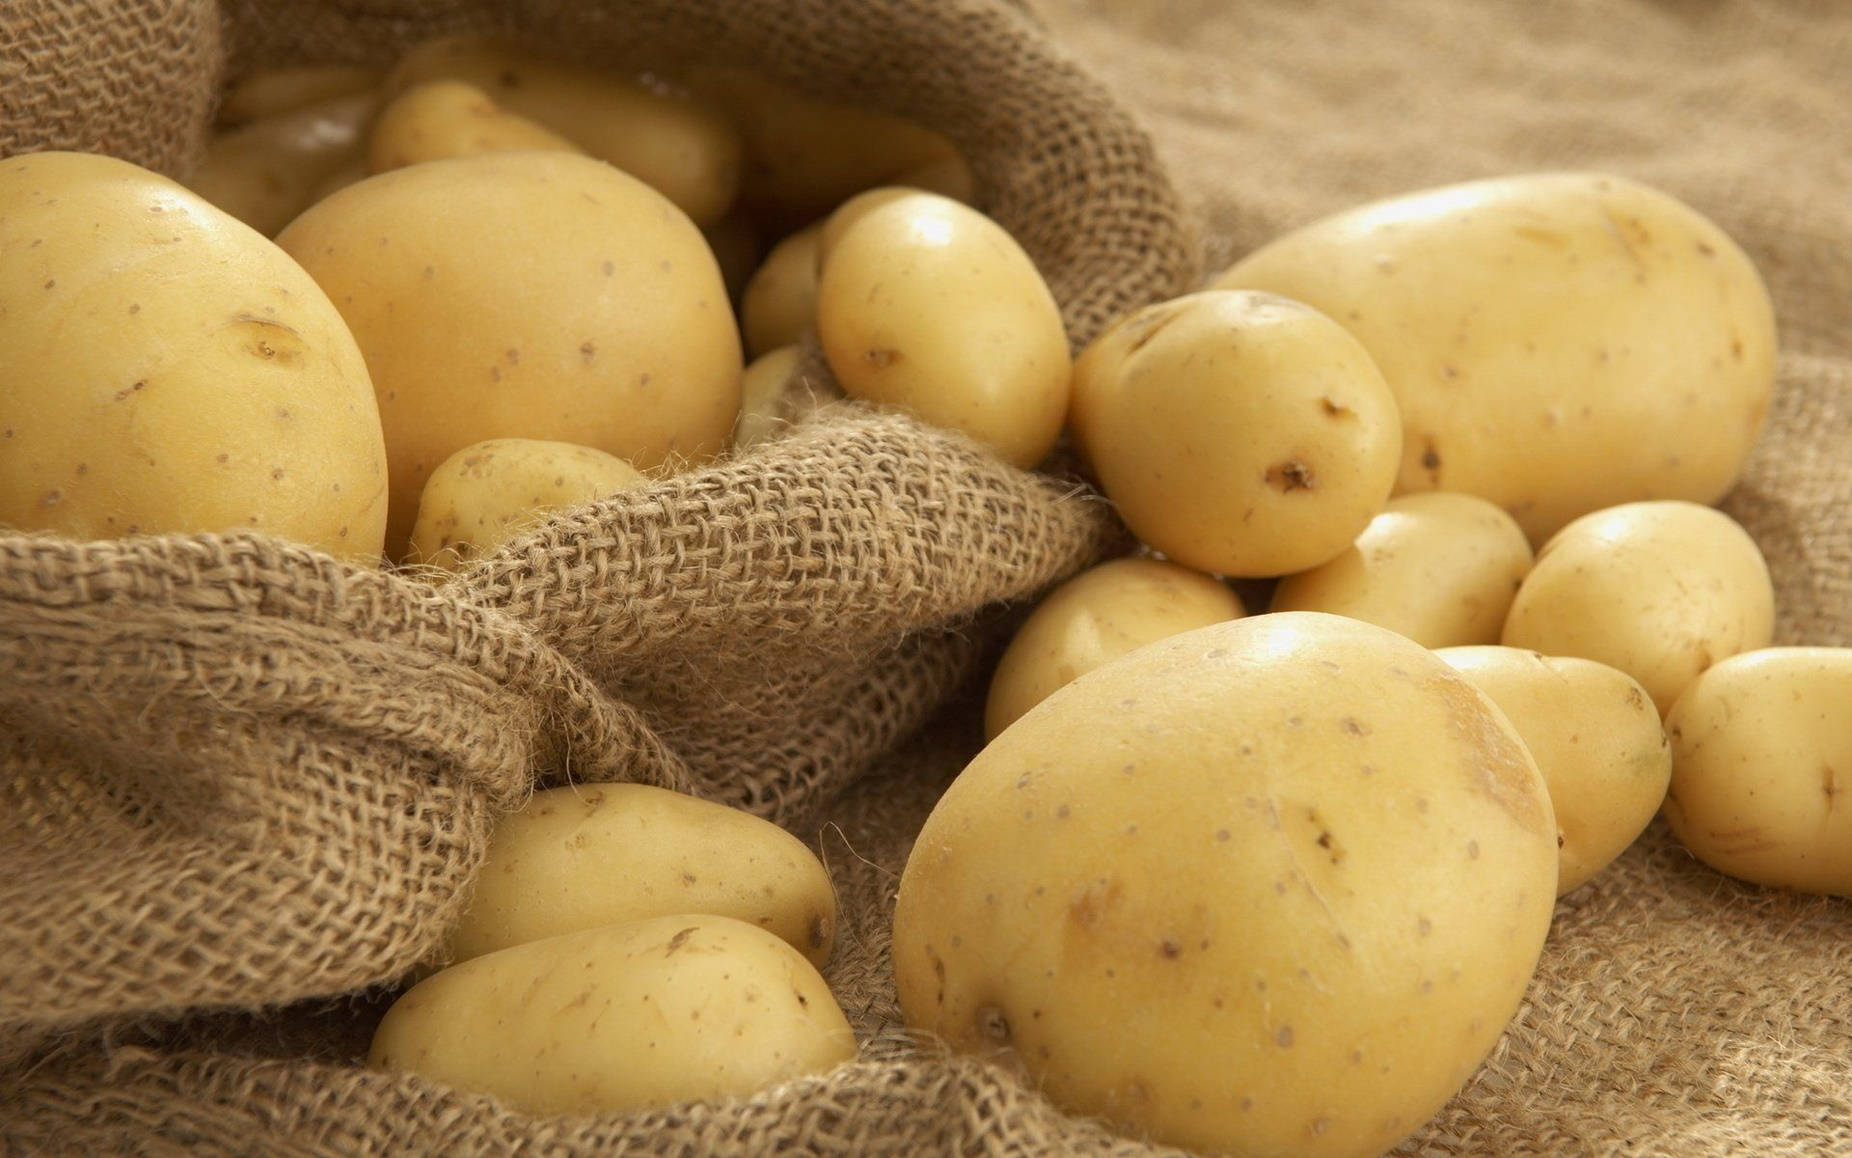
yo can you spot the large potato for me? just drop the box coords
[406,438,644,570]
[370,914,856,1114]
[1071,289,1402,578]
[895,612,1558,1158]
[817,191,1070,468]
[984,555,1247,739]
[1271,492,1533,648]
[0,151,388,563]
[1502,500,1774,715]
[276,151,741,559]
[1663,647,1852,897]
[443,783,838,969]
[1439,646,1671,895]
[1215,172,1777,543]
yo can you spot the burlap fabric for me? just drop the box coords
[3,1,1850,1157]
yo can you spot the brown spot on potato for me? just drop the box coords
[40,489,61,508]
[580,340,596,361]
[1420,441,1442,475]
[864,348,902,369]
[665,925,698,954]
[1823,764,1839,812]
[1275,1026,1294,1048]
[1320,396,1354,419]
[1340,716,1370,736]
[976,1004,1011,1044]
[1265,460,1314,491]
[1122,300,1188,354]
[114,380,148,402]
[1159,938,1181,959]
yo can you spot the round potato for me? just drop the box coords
[1071,289,1402,578]
[741,225,820,358]
[1663,647,1852,897]
[1271,492,1533,648]
[386,34,741,225]
[367,80,581,173]
[217,64,380,126]
[895,612,1557,1158]
[1438,646,1671,894]
[406,438,644,570]
[370,914,857,1115]
[1501,500,1774,715]
[0,151,388,563]
[443,783,838,969]
[816,191,1070,468]
[984,555,1247,739]
[1214,172,1777,543]
[275,151,742,559]
[187,92,378,237]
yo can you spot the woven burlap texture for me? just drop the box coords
[5,0,1852,1155]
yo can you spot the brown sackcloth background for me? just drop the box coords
[2,0,1850,1155]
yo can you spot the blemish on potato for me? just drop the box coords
[1264,460,1315,492]
[863,348,902,370]
[664,926,698,955]
[1417,916,1432,937]
[1275,1025,1294,1048]
[40,489,61,508]
[113,379,148,402]
[1339,716,1370,736]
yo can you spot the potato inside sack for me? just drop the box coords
[366,80,583,174]
[186,91,379,237]
[896,612,1557,1158]
[406,438,644,570]
[1070,289,1402,578]
[274,150,742,561]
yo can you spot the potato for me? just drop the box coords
[741,225,820,358]
[367,80,582,173]
[370,914,856,1114]
[1214,172,1777,543]
[816,185,923,270]
[406,438,644,570]
[1271,492,1533,648]
[386,35,741,225]
[734,346,799,450]
[1663,647,1852,897]
[444,783,837,968]
[816,191,1069,468]
[0,151,388,563]
[984,555,1247,740]
[1502,500,1774,715]
[895,612,1557,1158]
[275,151,741,559]
[1438,646,1670,894]
[1070,289,1402,578]
[217,64,381,126]
[187,92,378,236]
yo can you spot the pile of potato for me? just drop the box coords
[2,32,1847,1158]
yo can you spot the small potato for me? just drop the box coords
[984,555,1246,739]
[217,64,381,126]
[444,783,837,969]
[1071,289,1402,578]
[1502,500,1774,715]
[1271,492,1533,648]
[1438,646,1672,894]
[816,191,1070,468]
[1663,647,1852,897]
[1215,172,1777,543]
[406,438,643,570]
[741,225,820,358]
[370,914,857,1115]
[386,35,742,225]
[367,80,582,173]
[187,92,378,236]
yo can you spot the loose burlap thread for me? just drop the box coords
[4,0,1852,1155]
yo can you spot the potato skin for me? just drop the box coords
[276,151,741,559]
[0,151,388,563]
[369,914,856,1115]
[895,612,1557,1158]
[367,80,581,173]
[406,438,643,570]
[444,783,838,969]
[1215,172,1777,543]
[1664,647,1852,897]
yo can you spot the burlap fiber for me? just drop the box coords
[3,0,1850,1155]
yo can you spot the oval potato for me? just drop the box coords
[367,80,582,173]
[218,64,380,126]
[742,225,820,358]
[406,438,644,570]
[187,92,378,236]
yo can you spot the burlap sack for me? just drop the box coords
[5,1,1851,1156]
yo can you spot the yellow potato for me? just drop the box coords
[734,346,801,451]
[984,555,1246,739]
[0,151,388,563]
[816,191,1070,468]
[1271,492,1534,647]
[367,80,582,173]
[816,185,923,270]
[275,151,741,559]
[370,914,857,1114]
[443,783,837,969]
[386,35,741,225]
[741,225,820,358]
[1664,647,1852,897]
[406,438,643,570]
[1502,500,1774,715]
[895,612,1557,1158]
[1215,172,1778,543]
[217,64,381,126]
[187,92,378,236]
[1071,289,1402,578]
[1438,646,1671,894]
